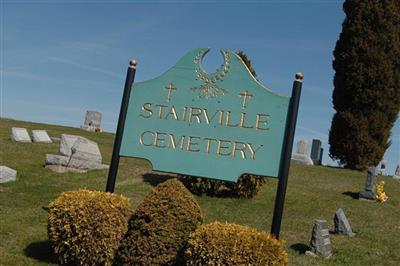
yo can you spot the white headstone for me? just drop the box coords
[32,130,52,143]
[0,166,17,183]
[46,135,108,172]
[296,140,308,155]
[80,111,102,132]
[59,134,80,157]
[292,140,314,166]
[11,128,31,142]
[393,164,400,180]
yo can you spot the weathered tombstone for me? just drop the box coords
[46,134,108,173]
[60,134,80,157]
[306,219,332,258]
[334,208,354,236]
[80,111,102,132]
[394,164,400,180]
[359,166,377,201]
[311,139,322,165]
[292,140,314,165]
[318,148,324,165]
[0,166,17,183]
[32,130,52,143]
[10,127,31,143]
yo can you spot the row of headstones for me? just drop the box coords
[11,128,53,143]
[1,127,53,183]
[1,127,108,183]
[307,208,354,258]
[292,139,323,166]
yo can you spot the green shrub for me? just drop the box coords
[185,222,288,266]
[115,178,203,266]
[179,174,266,198]
[47,189,133,265]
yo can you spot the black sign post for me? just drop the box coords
[270,73,303,239]
[106,59,137,193]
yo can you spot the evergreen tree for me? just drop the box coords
[329,0,400,170]
[237,51,257,77]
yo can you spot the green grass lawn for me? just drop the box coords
[1,117,399,266]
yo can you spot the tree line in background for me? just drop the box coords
[329,0,400,170]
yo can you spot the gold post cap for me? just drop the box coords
[295,72,304,82]
[129,59,137,69]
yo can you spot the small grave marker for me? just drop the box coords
[307,219,332,258]
[32,130,52,143]
[334,208,354,236]
[11,127,31,143]
[0,166,17,183]
[359,166,377,201]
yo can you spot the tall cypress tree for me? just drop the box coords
[329,0,400,170]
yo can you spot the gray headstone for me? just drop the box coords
[32,130,52,143]
[292,140,314,165]
[45,154,70,166]
[311,139,322,165]
[394,164,400,180]
[0,166,17,183]
[297,140,308,155]
[46,135,108,172]
[11,127,31,142]
[69,137,102,164]
[308,219,332,258]
[334,208,354,236]
[359,166,376,200]
[59,134,80,157]
[84,111,102,128]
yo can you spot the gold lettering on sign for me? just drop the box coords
[255,114,270,130]
[138,130,265,160]
[155,104,167,119]
[247,143,264,160]
[187,136,201,152]
[155,132,167,148]
[204,138,217,153]
[225,111,239,128]
[164,83,176,102]
[217,139,232,156]
[232,141,247,159]
[239,113,254,129]
[189,108,202,124]
[165,106,179,121]
[140,131,154,146]
[140,103,153,118]
[203,109,219,125]
[239,90,253,109]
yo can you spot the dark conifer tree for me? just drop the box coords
[329,0,400,170]
[237,51,257,77]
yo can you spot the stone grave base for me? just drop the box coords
[46,164,108,173]
[292,154,314,166]
[80,125,101,132]
[305,250,332,259]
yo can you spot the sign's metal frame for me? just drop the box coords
[105,55,303,239]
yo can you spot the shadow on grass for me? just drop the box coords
[290,243,309,254]
[342,191,359,199]
[24,240,58,264]
[142,173,176,187]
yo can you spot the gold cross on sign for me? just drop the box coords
[239,90,253,109]
[165,83,177,102]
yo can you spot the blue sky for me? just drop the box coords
[1,1,399,174]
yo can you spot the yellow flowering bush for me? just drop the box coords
[376,181,388,202]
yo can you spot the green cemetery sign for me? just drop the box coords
[119,48,290,182]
